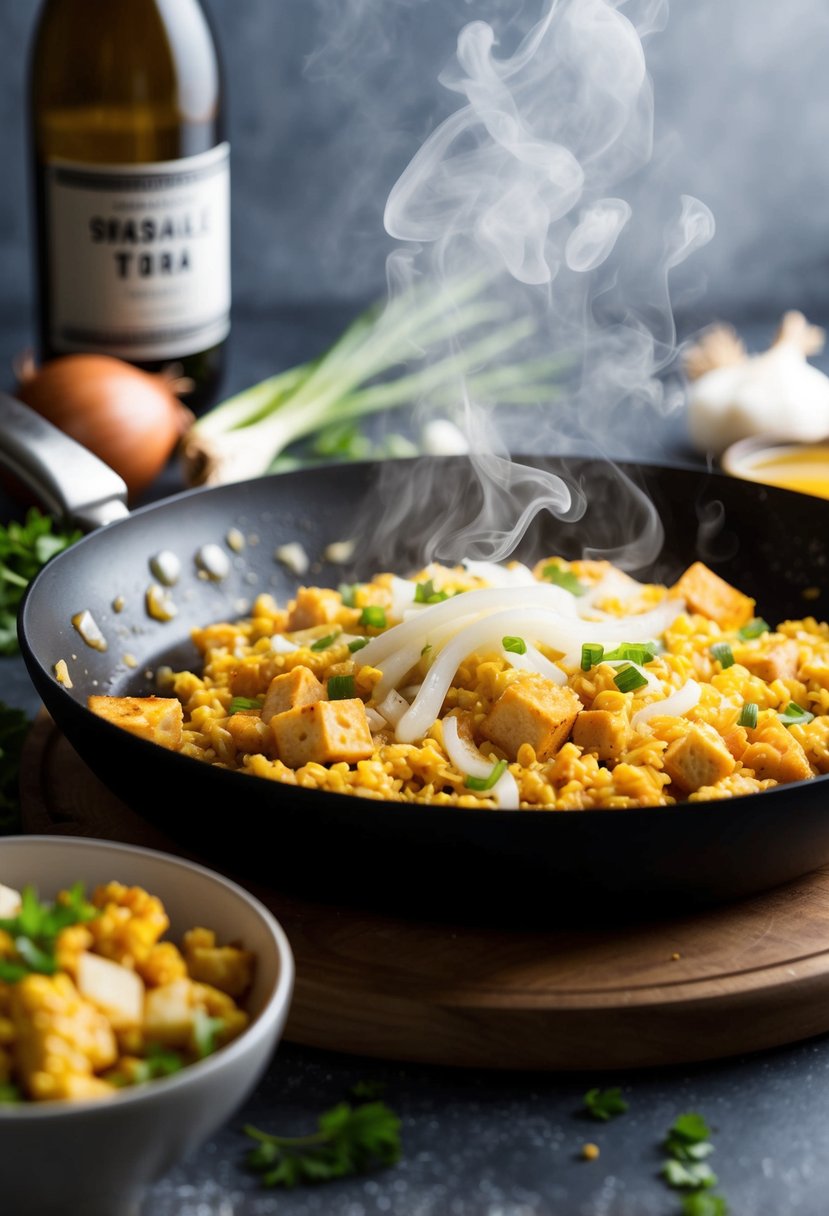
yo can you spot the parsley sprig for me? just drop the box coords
[0,883,98,982]
[244,1099,401,1188]
[583,1086,629,1121]
[0,508,81,654]
[661,1113,728,1213]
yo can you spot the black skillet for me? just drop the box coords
[7,393,829,918]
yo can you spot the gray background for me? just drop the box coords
[2,0,829,331]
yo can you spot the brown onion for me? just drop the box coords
[15,353,193,498]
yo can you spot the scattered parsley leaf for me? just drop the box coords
[414,579,450,605]
[245,1100,401,1188]
[349,1080,386,1101]
[669,1113,712,1145]
[681,1193,729,1216]
[583,1087,628,1122]
[0,882,98,980]
[662,1160,718,1190]
[0,508,81,655]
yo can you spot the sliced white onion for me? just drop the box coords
[270,635,299,654]
[631,678,702,730]
[376,689,410,727]
[560,598,684,666]
[359,584,579,669]
[389,576,419,618]
[442,716,519,810]
[502,641,566,685]
[365,707,388,732]
[463,560,537,587]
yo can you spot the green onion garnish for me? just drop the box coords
[327,674,356,700]
[311,632,340,651]
[414,579,450,605]
[603,642,659,665]
[581,643,604,671]
[739,618,770,640]
[542,563,587,596]
[348,637,369,653]
[710,642,735,669]
[229,696,261,715]
[778,701,815,727]
[738,702,759,729]
[613,664,649,693]
[464,759,508,791]
[338,583,360,607]
[502,636,527,655]
[359,605,387,629]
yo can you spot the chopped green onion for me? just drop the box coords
[339,583,360,607]
[328,675,356,700]
[229,696,261,715]
[348,637,369,653]
[502,636,527,655]
[193,1011,225,1059]
[778,701,815,727]
[739,618,770,640]
[738,702,759,729]
[604,641,659,664]
[710,642,735,669]
[414,579,449,604]
[359,606,387,629]
[613,664,649,693]
[542,563,587,596]
[464,759,508,791]
[311,632,340,651]
[581,642,604,671]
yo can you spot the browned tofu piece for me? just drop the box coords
[740,717,813,783]
[271,698,374,767]
[572,709,629,764]
[261,666,324,724]
[287,586,342,630]
[737,639,799,685]
[87,695,182,749]
[671,562,755,630]
[663,722,736,794]
[225,711,273,755]
[229,660,268,699]
[480,676,581,762]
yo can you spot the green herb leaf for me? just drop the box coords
[710,642,735,669]
[359,606,387,629]
[0,883,98,981]
[339,583,361,608]
[680,1193,729,1216]
[349,1080,386,1101]
[328,675,356,701]
[348,637,369,653]
[581,643,604,671]
[414,579,450,605]
[612,664,649,693]
[311,632,340,652]
[542,563,586,596]
[502,636,527,655]
[662,1160,718,1190]
[0,509,82,656]
[603,642,659,664]
[464,759,508,792]
[739,618,770,640]
[193,1010,225,1059]
[778,701,815,727]
[738,702,759,729]
[666,1136,715,1163]
[229,696,262,715]
[668,1112,713,1145]
[245,1100,401,1188]
[583,1087,629,1122]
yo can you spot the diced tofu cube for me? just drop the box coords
[229,661,268,699]
[739,716,813,783]
[87,695,183,749]
[76,951,145,1031]
[480,677,581,762]
[287,586,342,630]
[663,722,736,794]
[271,698,374,766]
[261,666,324,724]
[572,709,629,763]
[0,884,21,919]
[143,978,198,1048]
[225,711,273,755]
[671,562,755,629]
[737,639,799,685]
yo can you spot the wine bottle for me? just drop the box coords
[29,0,230,409]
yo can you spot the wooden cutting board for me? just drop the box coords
[19,709,829,1070]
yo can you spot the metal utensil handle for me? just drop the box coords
[0,393,128,530]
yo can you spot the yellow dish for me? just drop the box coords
[722,439,829,499]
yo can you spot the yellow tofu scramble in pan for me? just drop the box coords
[88,557,829,810]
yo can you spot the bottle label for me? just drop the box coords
[45,143,230,361]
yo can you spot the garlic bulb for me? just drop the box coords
[685,312,829,456]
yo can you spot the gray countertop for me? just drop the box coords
[3,306,828,1216]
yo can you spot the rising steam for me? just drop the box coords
[372,0,714,569]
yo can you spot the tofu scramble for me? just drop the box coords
[0,879,254,1104]
[88,557,829,810]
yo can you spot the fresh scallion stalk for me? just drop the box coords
[348,637,369,653]
[230,696,261,715]
[739,618,770,641]
[778,701,815,727]
[542,564,586,596]
[581,643,604,671]
[310,632,340,652]
[710,642,735,669]
[738,702,759,729]
[613,664,649,693]
[359,606,387,629]
[603,642,658,665]
[464,759,508,791]
[328,675,356,700]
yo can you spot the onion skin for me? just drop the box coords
[16,354,193,498]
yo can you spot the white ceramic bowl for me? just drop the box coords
[0,835,294,1216]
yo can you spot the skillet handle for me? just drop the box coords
[0,393,128,531]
